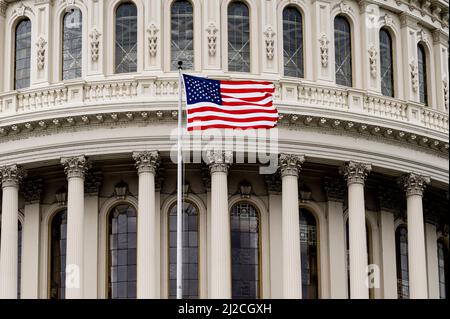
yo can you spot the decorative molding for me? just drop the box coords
[36,37,47,70]
[84,170,103,196]
[206,22,218,57]
[416,28,429,44]
[380,14,394,28]
[0,0,7,17]
[14,2,29,16]
[65,0,75,6]
[409,59,419,92]
[264,26,275,60]
[368,45,377,78]
[89,28,101,62]
[21,177,43,204]
[61,155,90,179]
[399,172,430,196]
[443,76,449,110]
[205,150,232,174]
[323,175,346,202]
[279,153,305,178]
[132,151,159,174]
[0,164,27,188]
[318,34,329,68]
[340,161,372,185]
[333,1,354,14]
[146,23,159,57]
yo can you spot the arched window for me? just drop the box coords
[231,202,260,299]
[395,225,409,299]
[417,43,428,105]
[171,0,194,71]
[437,240,449,299]
[300,208,318,299]
[62,9,82,80]
[49,209,67,299]
[107,204,137,299]
[283,6,303,78]
[115,2,137,73]
[228,1,250,72]
[14,19,32,90]
[379,28,394,97]
[0,220,22,299]
[168,201,199,299]
[334,15,352,87]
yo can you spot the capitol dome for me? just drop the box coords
[0,0,448,299]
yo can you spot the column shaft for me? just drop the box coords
[379,210,398,299]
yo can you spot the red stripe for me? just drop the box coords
[188,124,276,131]
[220,88,275,94]
[220,80,273,86]
[188,115,278,123]
[187,106,278,115]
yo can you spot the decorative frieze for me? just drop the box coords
[89,28,101,62]
[146,23,159,57]
[21,177,43,204]
[264,26,275,60]
[132,151,159,174]
[399,172,430,196]
[0,165,27,188]
[206,23,218,57]
[279,153,305,178]
[340,161,372,185]
[84,170,103,196]
[318,34,329,68]
[206,150,233,174]
[61,155,90,179]
[36,37,47,70]
[323,175,346,202]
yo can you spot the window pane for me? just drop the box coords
[417,44,428,105]
[396,226,409,299]
[15,19,31,90]
[50,210,68,299]
[283,7,303,78]
[168,202,199,299]
[231,203,260,299]
[380,29,394,97]
[171,0,194,70]
[300,209,318,299]
[228,2,250,72]
[334,16,352,87]
[62,9,82,80]
[108,204,137,299]
[115,3,137,73]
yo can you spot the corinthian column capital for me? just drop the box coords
[132,151,159,174]
[279,153,305,178]
[206,150,232,174]
[61,156,90,179]
[0,164,27,188]
[400,173,430,197]
[340,161,372,185]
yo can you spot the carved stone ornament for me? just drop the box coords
[36,37,47,70]
[443,77,449,110]
[409,59,419,92]
[279,153,305,178]
[399,173,430,197]
[264,26,275,60]
[206,22,218,56]
[0,164,27,188]
[14,2,28,16]
[132,151,159,174]
[89,28,101,62]
[368,45,377,78]
[0,1,7,17]
[206,150,233,174]
[61,155,90,179]
[318,34,329,68]
[65,0,75,6]
[380,14,394,28]
[147,23,159,57]
[340,161,372,185]
[333,1,353,14]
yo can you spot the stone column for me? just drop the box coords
[20,177,43,299]
[425,223,439,299]
[61,156,89,299]
[206,150,232,299]
[279,153,305,299]
[400,173,430,299]
[341,161,372,299]
[132,151,159,299]
[323,176,347,298]
[0,165,26,299]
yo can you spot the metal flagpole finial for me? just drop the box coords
[178,61,183,70]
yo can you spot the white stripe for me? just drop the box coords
[221,95,273,104]
[221,92,270,98]
[187,102,276,111]
[188,111,279,119]
[220,84,274,90]
[187,119,276,128]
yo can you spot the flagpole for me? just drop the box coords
[176,61,184,299]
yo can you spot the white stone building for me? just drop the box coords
[0,0,448,299]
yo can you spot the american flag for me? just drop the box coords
[182,74,278,131]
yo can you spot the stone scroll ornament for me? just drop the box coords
[368,45,377,78]
[89,28,101,62]
[36,37,47,70]
[147,23,159,57]
[318,34,329,67]
[264,26,275,60]
[206,22,218,56]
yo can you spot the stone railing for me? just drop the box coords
[0,77,448,136]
